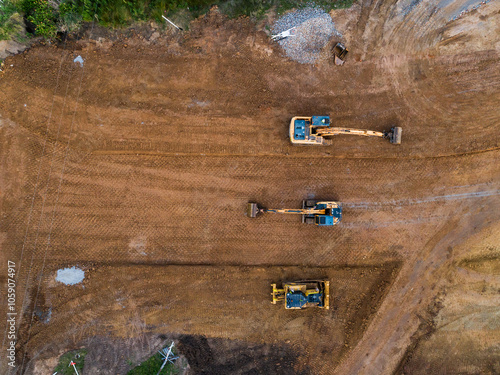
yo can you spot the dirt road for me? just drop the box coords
[0,0,499,374]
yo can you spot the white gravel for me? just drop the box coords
[56,267,85,285]
[272,7,341,64]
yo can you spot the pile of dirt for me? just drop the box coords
[0,39,27,60]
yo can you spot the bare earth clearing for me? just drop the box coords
[0,0,499,374]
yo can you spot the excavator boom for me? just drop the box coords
[316,127,385,138]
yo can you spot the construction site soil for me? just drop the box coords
[0,1,499,374]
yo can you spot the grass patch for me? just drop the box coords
[52,349,87,375]
[5,0,355,39]
[216,0,274,19]
[70,0,355,28]
[0,0,24,40]
[127,350,179,375]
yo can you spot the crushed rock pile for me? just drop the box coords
[272,7,341,64]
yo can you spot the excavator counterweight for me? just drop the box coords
[290,116,402,145]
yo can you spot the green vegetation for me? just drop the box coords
[52,349,87,375]
[1,0,354,39]
[0,0,24,40]
[127,351,179,375]
[20,0,58,37]
[58,0,82,32]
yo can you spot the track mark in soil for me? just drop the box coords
[458,254,500,275]
[344,189,500,209]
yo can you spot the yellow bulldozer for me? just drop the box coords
[272,280,330,309]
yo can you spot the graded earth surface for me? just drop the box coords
[0,0,499,374]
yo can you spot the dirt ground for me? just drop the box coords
[0,0,499,374]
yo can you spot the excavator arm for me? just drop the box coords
[265,208,326,215]
[247,202,339,218]
[315,127,386,138]
[246,201,342,226]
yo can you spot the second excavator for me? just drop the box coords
[290,115,402,145]
[247,200,342,226]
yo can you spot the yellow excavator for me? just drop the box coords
[290,116,402,145]
[247,200,342,226]
[272,280,330,309]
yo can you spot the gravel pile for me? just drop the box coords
[272,7,340,64]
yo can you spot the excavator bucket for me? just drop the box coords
[391,127,402,145]
[247,203,259,218]
[332,43,348,65]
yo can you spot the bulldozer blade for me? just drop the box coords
[391,127,402,144]
[247,203,259,218]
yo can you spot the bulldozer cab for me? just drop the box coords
[286,289,323,308]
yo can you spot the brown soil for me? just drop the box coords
[0,1,499,374]
[396,222,500,375]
